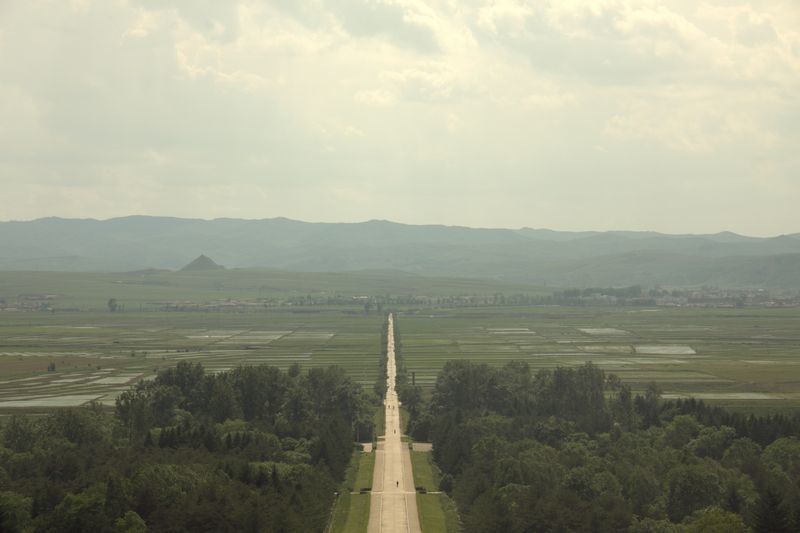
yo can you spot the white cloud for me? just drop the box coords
[0,0,798,235]
[355,89,397,107]
[125,8,162,38]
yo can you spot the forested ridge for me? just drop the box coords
[406,360,800,532]
[0,362,377,532]
[4,216,800,288]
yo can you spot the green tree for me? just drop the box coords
[628,517,681,532]
[688,426,736,459]
[666,463,723,522]
[639,382,662,427]
[753,488,792,533]
[115,387,154,443]
[42,405,110,447]
[115,511,147,533]
[208,378,241,423]
[1,416,36,453]
[683,506,748,533]
[612,384,637,430]
[46,490,110,533]
[722,437,762,476]
[663,415,700,449]
[0,491,32,533]
[762,437,800,473]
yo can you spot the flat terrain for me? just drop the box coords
[368,314,421,533]
[3,304,800,413]
[0,268,546,310]
[2,263,799,415]
[0,309,383,410]
[399,306,800,411]
[0,268,541,412]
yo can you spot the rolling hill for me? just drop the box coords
[1,216,799,288]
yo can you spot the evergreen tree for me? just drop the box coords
[753,489,792,533]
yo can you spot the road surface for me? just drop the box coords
[367,314,421,533]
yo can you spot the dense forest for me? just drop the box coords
[0,362,377,532]
[3,336,800,532]
[405,360,800,532]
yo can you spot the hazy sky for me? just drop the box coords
[1,1,798,235]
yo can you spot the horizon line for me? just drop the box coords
[1,214,795,240]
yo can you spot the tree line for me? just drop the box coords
[0,361,378,532]
[405,359,800,532]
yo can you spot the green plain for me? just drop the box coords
[398,306,800,412]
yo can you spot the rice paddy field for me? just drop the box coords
[0,268,545,413]
[397,306,800,413]
[0,309,384,412]
[2,267,799,415]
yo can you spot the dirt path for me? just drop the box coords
[367,314,421,533]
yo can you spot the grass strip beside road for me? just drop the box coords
[412,451,462,531]
[354,451,375,490]
[417,494,462,533]
[411,451,438,491]
[400,406,410,433]
[329,449,375,533]
[417,495,447,533]
[339,494,370,533]
[438,493,462,532]
[373,404,385,439]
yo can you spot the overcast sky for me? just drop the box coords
[1,1,798,235]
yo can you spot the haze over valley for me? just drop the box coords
[3,216,800,289]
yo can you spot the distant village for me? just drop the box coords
[548,286,800,308]
[2,286,800,313]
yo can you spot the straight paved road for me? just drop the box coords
[367,314,421,533]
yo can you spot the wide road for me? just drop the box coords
[367,314,421,533]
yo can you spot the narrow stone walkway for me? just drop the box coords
[367,314,421,533]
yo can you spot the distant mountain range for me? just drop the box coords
[1,216,799,288]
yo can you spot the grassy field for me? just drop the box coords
[398,306,800,411]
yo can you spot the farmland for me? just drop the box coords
[0,309,384,411]
[2,269,800,413]
[0,268,542,412]
[0,268,548,311]
[398,306,800,412]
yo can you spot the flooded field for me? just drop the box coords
[0,309,384,412]
[399,306,800,411]
[3,304,800,413]
[634,345,697,355]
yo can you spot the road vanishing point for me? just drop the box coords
[367,314,422,533]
